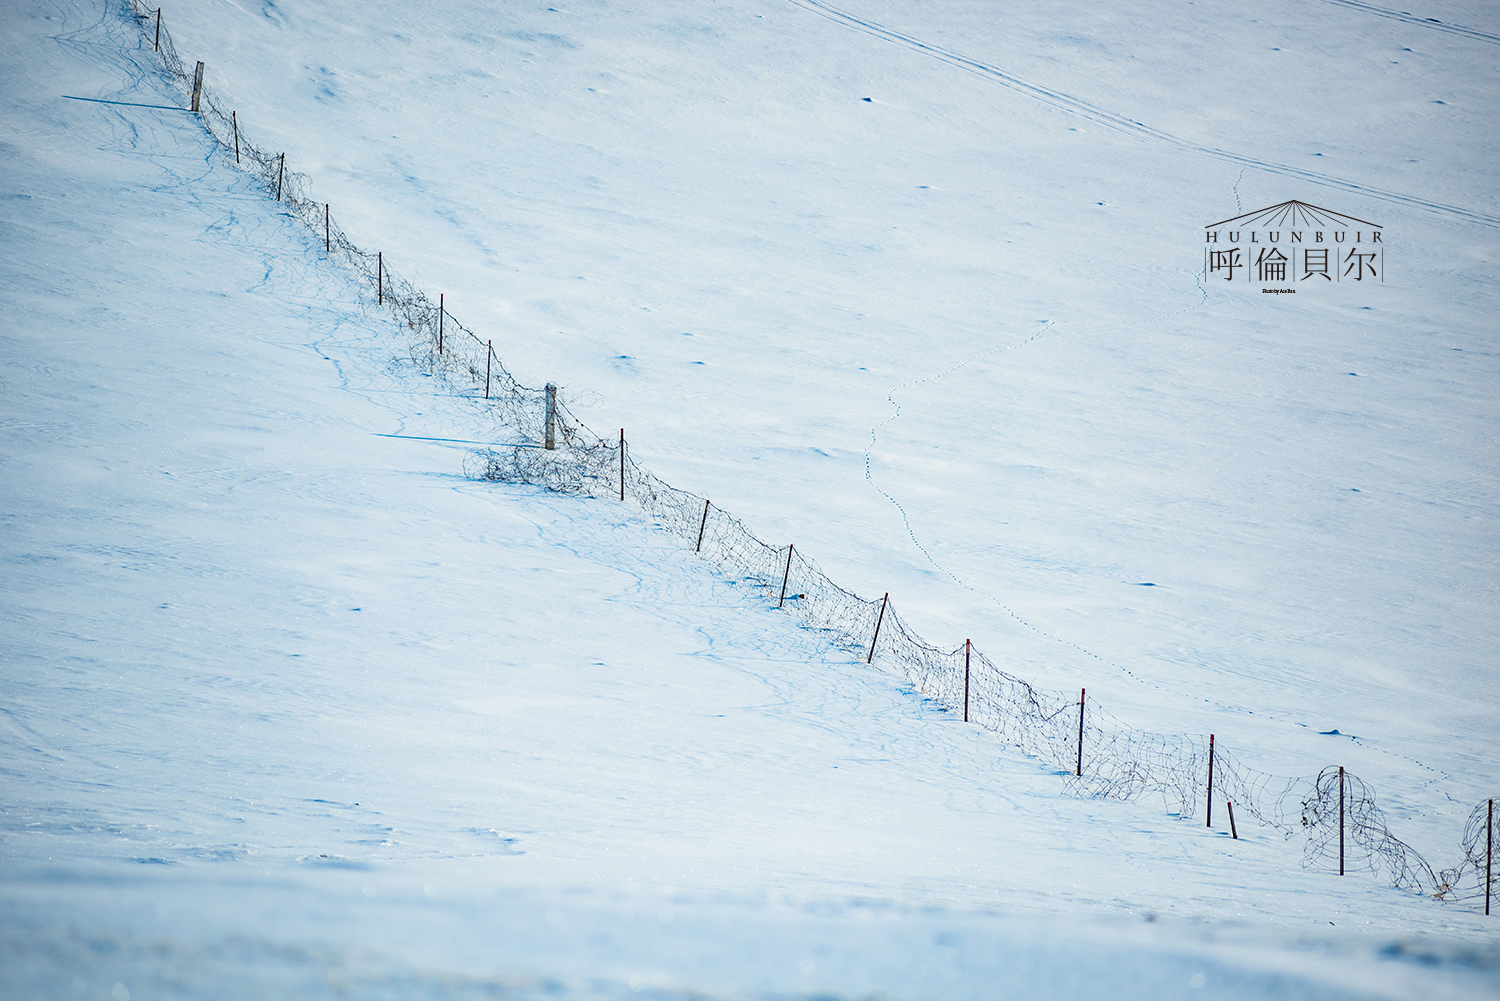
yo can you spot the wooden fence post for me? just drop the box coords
[275,153,284,201]
[232,110,239,163]
[324,203,330,253]
[779,544,793,607]
[438,294,444,354]
[485,341,492,399]
[1338,765,1345,875]
[544,383,556,450]
[1206,734,1215,828]
[1486,798,1493,916]
[619,429,625,501]
[1227,801,1239,839]
[696,500,710,552]
[963,639,971,722]
[867,593,888,664]
[377,251,382,305]
[154,8,161,51]
[1076,688,1086,776]
[191,61,203,113]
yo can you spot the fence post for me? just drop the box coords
[1338,765,1345,876]
[1227,801,1239,839]
[324,203,330,253]
[544,383,556,449]
[619,429,625,501]
[377,251,382,305]
[867,592,888,664]
[232,110,239,163]
[438,294,444,354]
[276,153,284,201]
[1206,734,1215,828]
[154,8,161,51]
[963,639,971,722]
[779,544,793,607]
[696,499,710,552]
[1077,688,1086,776]
[191,60,204,113]
[1487,798,1493,916]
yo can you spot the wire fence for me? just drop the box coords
[123,0,1494,915]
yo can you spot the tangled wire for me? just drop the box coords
[125,0,1494,914]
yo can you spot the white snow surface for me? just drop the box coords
[1,0,1497,998]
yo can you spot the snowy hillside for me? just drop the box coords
[1,1,1497,999]
[146,0,1500,802]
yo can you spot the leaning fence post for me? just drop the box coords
[232,110,239,163]
[544,383,556,450]
[1338,765,1345,876]
[867,592,888,664]
[1076,688,1086,776]
[779,544,793,607]
[1227,801,1239,839]
[275,153,284,201]
[324,203,330,253]
[619,429,625,501]
[191,60,204,113]
[485,341,492,399]
[438,294,444,354]
[1206,734,1215,827]
[695,499,710,552]
[154,8,161,51]
[1486,798,1492,916]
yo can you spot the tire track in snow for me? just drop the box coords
[1318,0,1500,45]
[782,0,1500,229]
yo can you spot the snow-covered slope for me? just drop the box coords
[149,0,1500,810]
[1,1,1496,998]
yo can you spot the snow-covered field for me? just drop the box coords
[1,0,1496,998]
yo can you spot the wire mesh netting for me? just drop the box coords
[1433,799,1499,907]
[124,0,1494,913]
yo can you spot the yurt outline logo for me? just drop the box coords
[1204,200,1384,287]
